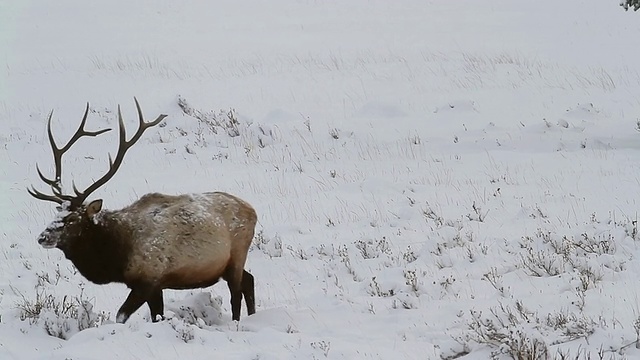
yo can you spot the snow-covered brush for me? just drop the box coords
[27,98,257,324]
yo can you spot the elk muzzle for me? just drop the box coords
[37,230,58,249]
[36,218,66,249]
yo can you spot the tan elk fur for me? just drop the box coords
[103,192,257,290]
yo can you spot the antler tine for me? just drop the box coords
[59,103,112,153]
[35,162,57,187]
[28,111,74,203]
[34,163,75,202]
[72,180,83,197]
[134,97,168,133]
[73,98,167,205]
[27,186,63,204]
[34,112,61,188]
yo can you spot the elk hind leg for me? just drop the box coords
[224,267,244,321]
[146,289,165,322]
[242,270,255,316]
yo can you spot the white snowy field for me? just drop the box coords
[1,0,640,359]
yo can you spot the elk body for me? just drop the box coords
[29,99,257,323]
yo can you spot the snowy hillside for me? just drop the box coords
[2,0,640,359]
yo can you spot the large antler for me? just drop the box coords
[71,97,167,206]
[28,103,111,204]
[28,98,167,207]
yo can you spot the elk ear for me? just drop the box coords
[86,199,103,217]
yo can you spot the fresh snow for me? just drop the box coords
[1,0,640,359]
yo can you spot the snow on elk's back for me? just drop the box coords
[187,192,224,227]
[189,192,252,231]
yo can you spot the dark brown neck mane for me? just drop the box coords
[60,212,131,285]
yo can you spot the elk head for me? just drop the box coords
[36,199,103,250]
[29,98,167,251]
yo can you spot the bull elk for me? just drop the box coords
[28,98,257,324]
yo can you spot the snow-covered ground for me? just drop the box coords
[1,0,640,358]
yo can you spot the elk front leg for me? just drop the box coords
[147,289,165,322]
[116,286,152,323]
[242,270,255,316]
